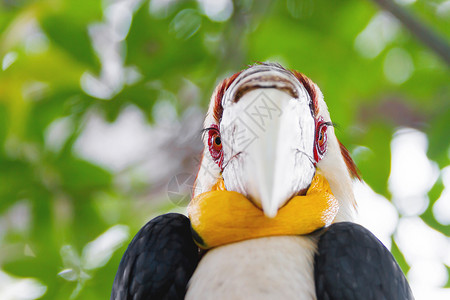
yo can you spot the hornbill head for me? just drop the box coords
[194,63,359,224]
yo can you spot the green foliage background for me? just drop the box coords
[0,0,448,299]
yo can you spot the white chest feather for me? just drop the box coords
[186,236,317,300]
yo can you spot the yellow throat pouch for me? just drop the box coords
[188,173,339,249]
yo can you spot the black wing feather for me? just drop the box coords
[111,213,199,300]
[314,222,414,300]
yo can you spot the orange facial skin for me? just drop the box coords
[188,173,339,249]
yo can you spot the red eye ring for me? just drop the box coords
[207,124,223,169]
[314,117,328,163]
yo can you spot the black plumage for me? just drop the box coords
[111,213,199,300]
[314,222,414,300]
[112,216,413,299]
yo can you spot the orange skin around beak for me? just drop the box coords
[188,173,339,249]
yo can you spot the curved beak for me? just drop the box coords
[221,86,316,218]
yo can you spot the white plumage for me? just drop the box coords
[186,236,317,300]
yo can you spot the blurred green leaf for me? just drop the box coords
[126,2,213,81]
[391,237,410,276]
[0,103,7,152]
[59,0,103,24]
[421,177,448,236]
[355,123,392,197]
[99,82,158,123]
[446,265,450,288]
[25,89,80,143]
[0,159,34,212]
[427,102,450,168]
[57,156,112,193]
[40,15,100,70]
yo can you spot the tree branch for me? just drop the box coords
[370,0,450,65]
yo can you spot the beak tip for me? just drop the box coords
[263,211,277,218]
[262,201,279,219]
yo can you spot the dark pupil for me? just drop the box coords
[215,136,221,145]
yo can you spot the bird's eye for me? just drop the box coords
[213,136,221,149]
[318,126,326,147]
[207,125,223,169]
[210,132,223,153]
[314,118,328,163]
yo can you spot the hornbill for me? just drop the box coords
[111,63,414,300]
